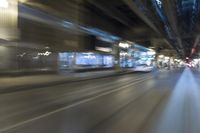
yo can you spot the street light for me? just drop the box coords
[0,0,9,8]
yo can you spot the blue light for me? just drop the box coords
[155,0,162,8]
[152,0,167,22]
[80,26,121,42]
[20,4,121,43]
[19,4,61,23]
[63,21,74,28]
[134,44,149,52]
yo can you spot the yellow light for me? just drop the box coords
[165,57,170,60]
[158,55,164,58]
[19,0,27,3]
[0,0,9,8]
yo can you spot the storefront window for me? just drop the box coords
[76,53,113,68]
[103,55,114,67]
[76,53,101,66]
[58,52,74,70]
[59,52,114,69]
[118,42,156,68]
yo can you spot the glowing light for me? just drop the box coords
[158,55,164,58]
[155,0,162,8]
[192,48,196,54]
[119,42,130,49]
[38,51,52,56]
[120,52,128,56]
[0,0,9,8]
[165,56,170,60]
[96,47,112,53]
[147,50,156,55]
[194,59,198,62]
[175,59,181,62]
[19,0,27,3]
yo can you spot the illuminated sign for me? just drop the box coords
[38,51,52,56]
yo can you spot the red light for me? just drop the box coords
[192,48,196,54]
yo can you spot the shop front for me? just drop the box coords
[118,41,156,71]
[119,41,135,68]
[58,52,114,71]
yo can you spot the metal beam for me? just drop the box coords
[122,0,180,55]
[163,0,179,35]
[162,0,183,50]
[122,0,161,34]
[87,0,133,27]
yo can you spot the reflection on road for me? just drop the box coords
[2,69,200,133]
[156,68,200,133]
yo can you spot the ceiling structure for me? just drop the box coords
[85,0,164,47]
[86,0,200,58]
[19,0,200,59]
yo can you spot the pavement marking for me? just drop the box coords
[0,76,153,132]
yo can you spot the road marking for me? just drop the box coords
[0,77,152,132]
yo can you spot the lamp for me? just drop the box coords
[0,0,8,8]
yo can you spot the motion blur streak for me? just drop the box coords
[19,4,76,30]
[19,4,120,42]
[155,68,200,133]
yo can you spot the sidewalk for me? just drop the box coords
[0,69,133,93]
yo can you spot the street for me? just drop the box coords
[0,69,198,133]
[1,0,200,133]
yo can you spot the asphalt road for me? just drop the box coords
[0,68,198,133]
